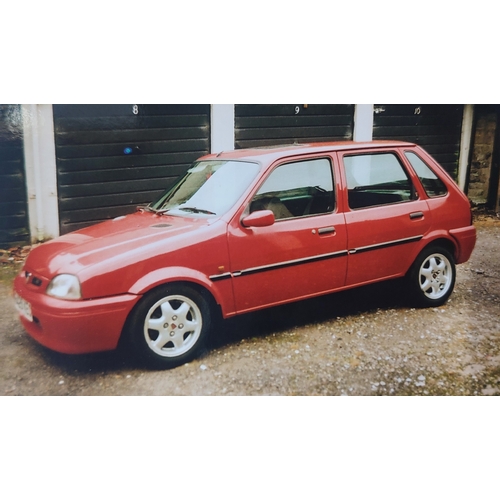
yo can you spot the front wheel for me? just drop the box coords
[408,246,456,307]
[125,284,212,369]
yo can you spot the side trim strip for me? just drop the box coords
[237,250,349,277]
[209,250,348,282]
[349,235,423,255]
[209,235,422,282]
[209,272,232,282]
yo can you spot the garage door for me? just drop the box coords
[0,105,29,246]
[53,104,210,234]
[235,104,354,149]
[373,104,464,178]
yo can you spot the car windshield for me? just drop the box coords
[148,160,260,217]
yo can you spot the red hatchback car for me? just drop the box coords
[13,141,476,368]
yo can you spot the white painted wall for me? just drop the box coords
[211,104,234,153]
[353,104,374,142]
[22,104,59,242]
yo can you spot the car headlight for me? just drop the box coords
[46,274,82,300]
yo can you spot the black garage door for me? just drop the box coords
[235,104,354,149]
[373,104,464,178]
[53,104,210,234]
[0,105,29,246]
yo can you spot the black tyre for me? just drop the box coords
[125,284,212,369]
[408,246,456,307]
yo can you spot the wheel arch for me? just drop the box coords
[404,236,457,278]
[127,266,226,316]
[422,237,456,259]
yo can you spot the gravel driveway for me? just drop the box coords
[1,215,499,396]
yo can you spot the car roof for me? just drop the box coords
[199,140,417,164]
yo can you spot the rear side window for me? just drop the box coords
[343,153,416,209]
[404,151,448,197]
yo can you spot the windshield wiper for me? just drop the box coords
[142,205,169,214]
[144,205,216,216]
[177,206,216,215]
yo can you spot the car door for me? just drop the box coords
[227,156,348,314]
[338,149,431,286]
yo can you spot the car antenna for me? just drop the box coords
[216,151,224,157]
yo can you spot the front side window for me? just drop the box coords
[250,158,334,220]
[149,160,260,217]
[343,153,416,209]
[404,151,448,197]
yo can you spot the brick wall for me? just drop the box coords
[468,113,497,205]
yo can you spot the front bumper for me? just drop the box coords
[13,273,141,354]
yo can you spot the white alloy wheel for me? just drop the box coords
[409,245,456,307]
[144,294,203,357]
[418,252,453,300]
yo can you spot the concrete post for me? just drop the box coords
[458,105,475,192]
[22,104,59,242]
[353,104,374,142]
[211,104,235,153]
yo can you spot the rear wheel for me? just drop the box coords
[126,284,212,369]
[408,246,456,307]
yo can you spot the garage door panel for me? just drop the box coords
[237,125,353,141]
[0,145,24,162]
[0,186,27,203]
[373,104,463,178]
[54,104,210,234]
[56,126,209,145]
[0,104,29,245]
[237,114,353,129]
[0,200,27,217]
[236,135,352,149]
[374,114,462,126]
[0,227,28,242]
[55,114,209,132]
[59,164,188,185]
[235,104,354,149]
[59,177,172,198]
[57,151,205,172]
[0,212,28,229]
[59,190,163,211]
[56,137,209,159]
[236,104,353,116]
[0,159,24,174]
[373,125,462,138]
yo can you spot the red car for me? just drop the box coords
[13,141,476,368]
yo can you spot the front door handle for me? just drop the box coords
[409,211,424,220]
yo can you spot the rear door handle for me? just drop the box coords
[409,211,424,220]
[318,226,336,235]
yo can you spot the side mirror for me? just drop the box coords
[241,210,275,228]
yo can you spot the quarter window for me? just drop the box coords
[250,158,334,220]
[404,151,448,197]
[343,153,416,209]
